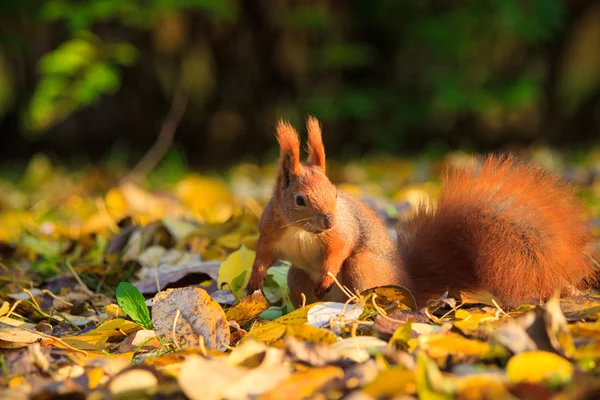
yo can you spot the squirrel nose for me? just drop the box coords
[320,213,333,230]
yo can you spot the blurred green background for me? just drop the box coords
[1,0,600,168]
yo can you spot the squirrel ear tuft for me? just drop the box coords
[306,116,326,173]
[276,119,301,188]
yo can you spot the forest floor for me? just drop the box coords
[1,148,600,399]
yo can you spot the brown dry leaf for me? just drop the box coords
[560,295,600,321]
[225,290,269,325]
[283,336,343,367]
[116,329,159,354]
[361,285,417,311]
[152,287,230,351]
[374,309,428,338]
[460,289,504,308]
[259,365,344,400]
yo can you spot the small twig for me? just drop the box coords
[51,310,81,331]
[198,335,207,357]
[125,75,189,183]
[22,289,50,318]
[492,298,510,318]
[64,260,93,295]
[6,300,22,319]
[18,326,88,356]
[41,290,73,307]
[326,272,356,300]
[371,294,409,324]
[154,256,161,294]
[172,309,182,351]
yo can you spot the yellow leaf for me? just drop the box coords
[105,188,128,220]
[506,351,573,384]
[453,309,497,335]
[86,319,142,340]
[259,366,344,400]
[362,367,416,397]
[243,304,317,345]
[217,245,255,292]
[106,304,125,319]
[457,375,512,400]
[175,174,234,222]
[361,285,417,311]
[284,324,337,345]
[420,333,491,362]
[0,301,9,317]
[0,326,43,343]
[87,367,105,389]
[60,333,109,350]
[225,291,270,325]
[243,322,287,345]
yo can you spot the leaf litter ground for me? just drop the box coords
[1,150,600,399]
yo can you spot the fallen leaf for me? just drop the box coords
[284,324,338,345]
[86,319,142,341]
[151,287,230,351]
[419,333,492,362]
[259,365,344,400]
[506,351,573,384]
[460,289,503,308]
[179,354,290,400]
[225,290,270,325]
[362,366,416,398]
[217,245,255,298]
[108,366,160,395]
[560,295,600,321]
[307,302,364,332]
[0,325,43,343]
[361,285,417,311]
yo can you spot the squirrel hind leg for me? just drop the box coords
[288,266,317,308]
[341,252,408,296]
[287,266,348,307]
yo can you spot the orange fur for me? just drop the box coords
[276,119,301,177]
[306,116,326,172]
[399,155,595,307]
[250,116,596,310]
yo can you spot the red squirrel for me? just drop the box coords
[246,116,596,308]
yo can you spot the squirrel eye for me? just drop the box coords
[295,195,306,206]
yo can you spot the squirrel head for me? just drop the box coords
[274,116,337,233]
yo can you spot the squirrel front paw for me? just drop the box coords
[314,277,334,299]
[246,274,265,294]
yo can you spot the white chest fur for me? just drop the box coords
[273,226,324,279]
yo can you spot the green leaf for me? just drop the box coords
[116,282,153,330]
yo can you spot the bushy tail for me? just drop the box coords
[398,154,596,307]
